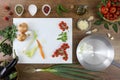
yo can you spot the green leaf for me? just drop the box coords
[104,23,109,30]
[108,22,112,25]
[97,12,103,19]
[56,5,63,16]
[97,4,101,8]
[59,4,68,12]
[112,24,118,33]
[118,21,120,25]
[94,20,103,25]
[101,0,107,5]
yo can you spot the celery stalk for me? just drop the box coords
[25,45,38,57]
[23,31,38,57]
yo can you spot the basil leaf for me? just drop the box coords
[112,24,118,33]
[97,4,101,8]
[101,0,106,5]
[104,23,109,30]
[97,12,103,19]
[118,21,120,25]
[94,20,103,25]
[109,22,112,25]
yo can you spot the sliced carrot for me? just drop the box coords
[36,39,45,59]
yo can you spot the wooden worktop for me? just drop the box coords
[0,0,120,80]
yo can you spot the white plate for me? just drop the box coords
[13,18,72,64]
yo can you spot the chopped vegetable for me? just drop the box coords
[52,43,70,61]
[57,32,67,42]
[59,21,69,31]
[36,39,45,59]
[23,31,37,54]
[25,45,38,58]
[77,20,89,31]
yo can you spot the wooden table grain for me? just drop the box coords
[0,0,120,80]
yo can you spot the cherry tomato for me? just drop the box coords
[116,11,120,16]
[59,21,68,31]
[107,0,111,8]
[110,6,117,13]
[101,6,109,14]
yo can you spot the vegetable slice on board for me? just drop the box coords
[36,39,45,59]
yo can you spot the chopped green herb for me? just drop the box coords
[57,32,67,42]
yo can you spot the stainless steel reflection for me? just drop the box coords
[76,34,114,71]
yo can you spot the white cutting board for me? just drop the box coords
[13,18,72,64]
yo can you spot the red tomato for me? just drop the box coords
[116,11,120,16]
[104,14,107,18]
[110,6,117,13]
[107,1,111,8]
[109,13,113,18]
[106,13,110,20]
[117,7,120,11]
[101,6,109,14]
[113,0,117,2]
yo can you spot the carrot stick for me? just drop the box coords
[36,39,45,59]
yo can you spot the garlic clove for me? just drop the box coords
[106,33,111,38]
[110,37,114,40]
[86,31,92,34]
[92,28,98,32]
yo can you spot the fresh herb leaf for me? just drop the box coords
[118,21,120,25]
[97,12,103,19]
[101,0,107,5]
[0,39,12,56]
[109,22,112,25]
[112,24,118,33]
[94,19,103,25]
[104,23,109,30]
[97,4,101,8]
[0,25,17,42]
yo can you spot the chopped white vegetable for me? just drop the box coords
[77,20,89,30]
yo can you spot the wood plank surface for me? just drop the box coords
[0,0,120,80]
